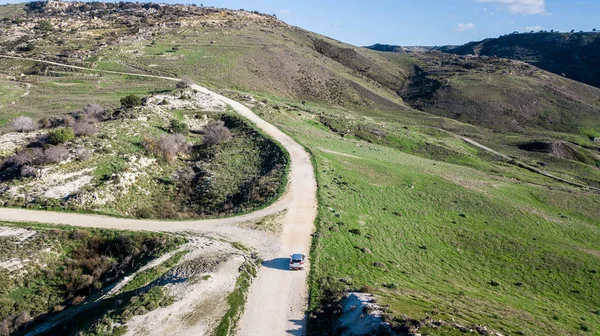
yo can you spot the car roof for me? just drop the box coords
[291,254,304,259]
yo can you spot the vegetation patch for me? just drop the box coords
[0,88,288,219]
[0,221,185,335]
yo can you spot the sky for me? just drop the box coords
[2,0,599,46]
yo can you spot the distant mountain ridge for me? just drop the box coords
[365,43,436,53]
[366,32,600,89]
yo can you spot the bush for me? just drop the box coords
[82,103,105,121]
[169,119,188,134]
[43,145,69,163]
[38,117,51,129]
[159,134,189,162]
[176,76,194,89]
[12,148,43,166]
[143,134,189,162]
[73,120,98,136]
[11,116,37,133]
[48,128,75,144]
[75,148,92,162]
[120,94,142,108]
[20,165,37,178]
[36,20,52,31]
[202,121,232,145]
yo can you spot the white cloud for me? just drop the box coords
[475,0,546,15]
[525,25,544,31]
[278,9,290,15]
[453,23,476,32]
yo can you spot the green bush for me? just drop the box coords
[36,20,52,31]
[169,119,188,134]
[120,94,142,108]
[48,128,75,144]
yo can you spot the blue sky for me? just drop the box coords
[2,0,599,46]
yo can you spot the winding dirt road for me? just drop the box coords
[0,55,318,335]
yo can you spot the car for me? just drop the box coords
[289,253,305,270]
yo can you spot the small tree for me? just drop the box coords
[11,116,37,133]
[176,76,194,89]
[120,94,142,108]
[48,128,75,144]
[594,28,597,32]
[203,121,232,145]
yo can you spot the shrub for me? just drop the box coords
[38,117,51,129]
[120,94,142,108]
[169,119,188,134]
[143,134,189,162]
[48,128,75,144]
[73,120,98,136]
[202,121,232,145]
[36,20,52,31]
[12,148,43,166]
[61,115,75,127]
[20,165,37,178]
[176,76,194,89]
[43,145,69,163]
[82,103,105,120]
[159,134,189,162]
[75,148,92,161]
[349,228,362,235]
[11,116,37,133]
[136,207,155,218]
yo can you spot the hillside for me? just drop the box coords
[439,32,600,89]
[0,2,600,336]
[367,32,600,90]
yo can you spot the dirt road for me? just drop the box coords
[0,55,318,335]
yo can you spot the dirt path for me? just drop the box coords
[0,55,318,335]
[458,136,600,191]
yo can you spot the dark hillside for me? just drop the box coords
[387,52,600,133]
[439,32,600,89]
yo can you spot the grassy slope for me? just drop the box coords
[245,94,600,335]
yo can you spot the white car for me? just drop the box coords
[289,254,306,270]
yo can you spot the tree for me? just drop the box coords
[593,28,597,32]
[203,121,232,145]
[11,116,37,133]
[120,94,142,108]
[48,128,75,144]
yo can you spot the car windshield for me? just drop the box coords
[291,254,303,262]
